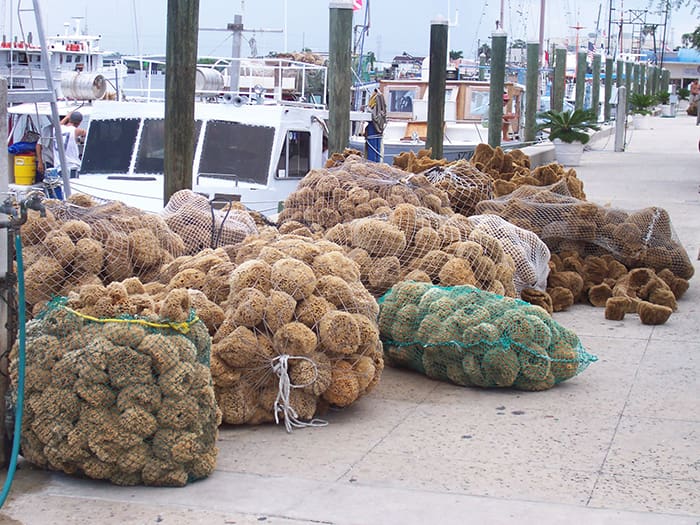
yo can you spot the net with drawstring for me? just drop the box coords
[10,286,219,487]
[378,281,597,391]
[206,232,384,431]
[475,185,695,279]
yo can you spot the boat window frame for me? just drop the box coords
[276,129,311,180]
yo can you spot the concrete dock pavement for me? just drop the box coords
[0,113,699,525]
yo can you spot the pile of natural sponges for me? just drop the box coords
[323,203,518,297]
[378,281,596,391]
[209,233,384,426]
[469,144,586,199]
[11,286,220,486]
[278,155,453,231]
[20,199,186,315]
[423,160,495,217]
[475,188,695,280]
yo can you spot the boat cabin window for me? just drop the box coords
[81,118,140,174]
[199,120,273,185]
[276,130,310,179]
[134,118,202,174]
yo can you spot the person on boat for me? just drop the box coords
[501,93,517,142]
[364,88,387,162]
[52,111,86,179]
[35,121,55,183]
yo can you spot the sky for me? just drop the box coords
[3,0,699,61]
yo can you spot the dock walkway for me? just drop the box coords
[1,112,699,525]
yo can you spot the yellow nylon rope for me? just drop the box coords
[61,305,199,334]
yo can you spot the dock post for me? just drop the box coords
[616,60,624,89]
[625,61,633,101]
[488,30,507,148]
[478,52,486,81]
[164,0,200,205]
[524,41,539,143]
[614,86,626,152]
[552,47,566,112]
[604,56,613,121]
[426,16,448,160]
[591,53,601,120]
[575,51,586,110]
[639,64,647,94]
[328,0,353,156]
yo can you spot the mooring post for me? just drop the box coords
[575,50,586,110]
[488,30,507,148]
[552,47,566,113]
[426,16,448,160]
[164,0,200,205]
[604,56,613,121]
[328,0,353,156]
[591,53,601,121]
[524,41,539,143]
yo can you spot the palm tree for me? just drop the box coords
[449,50,463,61]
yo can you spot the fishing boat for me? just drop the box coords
[349,77,526,163]
[1,17,125,99]
[8,56,369,217]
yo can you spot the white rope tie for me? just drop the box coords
[271,354,328,433]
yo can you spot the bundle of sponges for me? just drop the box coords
[521,251,689,325]
[10,288,220,486]
[324,147,365,168]
[475,187,695,280]
[210,233,384,428]
[467,214,551,294]
[21,200,187,315]
[323,204,518,298]
[469,144,586,199]
[423,160,495,217]
[378,281,596,391]
[277,155,453,231]
[161,190,258,255]
[605,268,683,325]
[392,148,448,173]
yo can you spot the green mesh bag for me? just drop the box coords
[378,281,597,391]
[9,297,219,487]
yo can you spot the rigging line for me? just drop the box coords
[471,2,488,59]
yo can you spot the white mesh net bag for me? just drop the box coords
[475,186,694,279]
[466,214,551,293]
[161,190,258,255]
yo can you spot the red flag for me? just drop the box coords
[353,0,363,10]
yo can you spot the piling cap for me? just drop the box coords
[69,111,83,124]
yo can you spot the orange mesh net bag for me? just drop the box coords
[20,199,187,316]
[161,190,258,255]
[208,233,384,431]
[10,285,220,487]
[323,203,518,298]
[277,155,453,232]
[475,186,694,279]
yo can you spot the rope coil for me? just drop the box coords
[271,354,328,433]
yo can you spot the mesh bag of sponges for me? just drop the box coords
[423,160,494,216]
[378,281,597,391]
[475,186,695,279]
[10,289,220,487]
[19,198,187,316]
[209,232,384,431]
[161,190,258,255]
[277,155,453,231]
[323,203,518,298]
